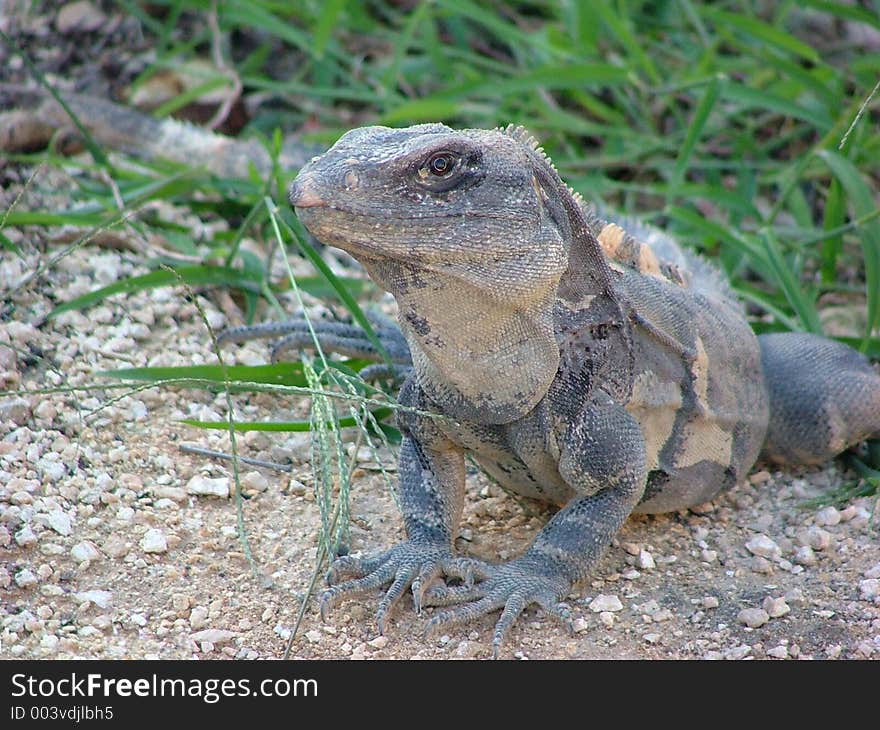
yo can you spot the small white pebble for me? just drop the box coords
[14,524,38,547]
[368,635,388,649]
[737,608,769,628]
[14,568,38,588]
[798,526,832,551]
[190,606,209,630]
[814,506,840,526]
[745,534,780,559]
[186,475,230,498]
[71,541,102,563]
[141,528,167,554]
[701,596,719,609]
[589,594,623,612]
[793,545,817,566]
[45,510,72,536]
[762,596,790,618]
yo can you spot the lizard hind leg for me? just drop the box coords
[758,332,880,465]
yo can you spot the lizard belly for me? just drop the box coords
[443,418,575,505]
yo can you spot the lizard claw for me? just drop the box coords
[319,540,460,634]
[423,558,571,658]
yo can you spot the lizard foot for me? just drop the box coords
[422,559,574,658]
[321,541,488,635]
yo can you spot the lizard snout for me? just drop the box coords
[288,172,326,209]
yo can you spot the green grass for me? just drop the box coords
[2,0,879,637]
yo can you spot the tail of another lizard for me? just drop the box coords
[758,332,880,465]
[0,83,318,177]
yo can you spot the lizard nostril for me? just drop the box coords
[288,172,326,208]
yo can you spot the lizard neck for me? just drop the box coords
[361,254,564,424]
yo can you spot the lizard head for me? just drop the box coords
[288,123,609,422]
[288,124,567,271]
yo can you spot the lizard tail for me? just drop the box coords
[758,332,880,465]
[0,83,320,177]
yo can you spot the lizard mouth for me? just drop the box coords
[288,172,326,208]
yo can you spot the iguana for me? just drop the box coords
[4,92,879,657]
[282,123,880,657]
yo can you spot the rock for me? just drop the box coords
[368,635,389,649]
[638,550,656,570]
[191,629,237,644]
[189,606,209,630]
[102,535,128,558]
[745,534,781,559]
[701,596,719,609]
[141,528,167,554]
[860,579,880,601]
[766,645,789,659]
[598,611,615,628]
[573,617,589,633]
[864,563,880,580]
[186,475,230,498]
[798,526,832,551]
[701,549,717,563]
[0,397,31,424]
[241,471,269,492]
[153,486,187,502]
[589,594,623,612]
[305,630,321,644]
[737,608,769,628]
[725,645,752,660]
[56,1,108,33]
[762,596,790,618]
[454,640,483,658]
[14,568,38,588]
[14,524,38,547]
[814,506,840,526]
[45,510,72,536]
[74,590,113,609]
[793,545,817,566]
[71,541,102,562]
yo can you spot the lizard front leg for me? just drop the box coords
[321,420,483,634]
[423,392,647,657]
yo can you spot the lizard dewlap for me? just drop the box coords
[288,123,880,658]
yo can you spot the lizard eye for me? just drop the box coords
[425,151,457,177]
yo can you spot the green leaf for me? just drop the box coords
[47,265,265,318]
[671,75,723,193]
[815,149,880,342]
[760,229,822,334]
[101,363,310,387]
[701,8,821,63]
